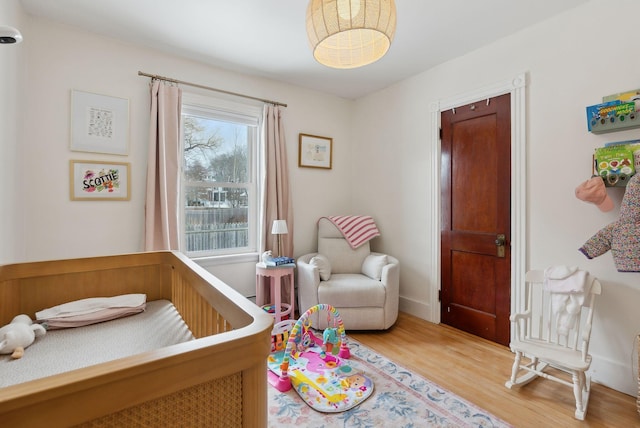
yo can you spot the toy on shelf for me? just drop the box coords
[586,89,640,134]
[586,101,640,134]
[594,145,635,187]
[267,304,373,413]
[591,139,640,187]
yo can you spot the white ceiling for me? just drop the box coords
[19,0,590,99]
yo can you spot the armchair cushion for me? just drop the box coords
[310,254,332,280]
[319,238,370,274]
[361,254,387,280]
[318,274,386,307]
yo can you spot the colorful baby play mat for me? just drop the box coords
[267,333,374,413]
[267,305,375,414]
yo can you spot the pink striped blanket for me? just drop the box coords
[323,215,381,249]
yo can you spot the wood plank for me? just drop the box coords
[350,312,637,427]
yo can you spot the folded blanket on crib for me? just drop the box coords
[36,294,147,329]
[543,266,593,336]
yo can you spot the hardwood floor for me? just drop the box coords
[349,312,638,427]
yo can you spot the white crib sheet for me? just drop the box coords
[0,300,194,388]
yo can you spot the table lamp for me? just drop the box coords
[271,220,288,257]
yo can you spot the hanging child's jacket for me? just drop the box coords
[580,173,640,272]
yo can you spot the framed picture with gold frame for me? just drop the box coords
[70,160,131,201]
[299,133,332,169]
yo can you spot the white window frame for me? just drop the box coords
[180,92,263,262]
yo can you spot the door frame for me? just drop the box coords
[428,73,527,338]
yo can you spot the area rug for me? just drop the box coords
[268,337,512,427]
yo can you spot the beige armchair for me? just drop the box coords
[297,218,399,330]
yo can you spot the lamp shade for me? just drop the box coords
[306,0,396,69]
[271,220,289,235]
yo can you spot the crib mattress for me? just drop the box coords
[0,300,194,388]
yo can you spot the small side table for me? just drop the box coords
[255,263,295,323]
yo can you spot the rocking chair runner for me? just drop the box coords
[505,269,602,420]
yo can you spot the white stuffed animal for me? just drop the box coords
[0,314,46,359]
[261,250,273,263]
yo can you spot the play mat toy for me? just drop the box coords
[267,304,374,413]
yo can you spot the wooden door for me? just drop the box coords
[440,93,511,346]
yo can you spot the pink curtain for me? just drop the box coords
[263,105,294,308]
[263,105,293,257]
[144,80,182,251]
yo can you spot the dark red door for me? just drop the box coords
[440,93,511,346]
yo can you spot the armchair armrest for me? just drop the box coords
[297,253,320,314]
[378,253,399,287]
[374,252,399,328]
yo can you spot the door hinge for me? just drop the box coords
[439,127,443,140]
[438,289,441,302]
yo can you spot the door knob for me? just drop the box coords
[495,234,506,258]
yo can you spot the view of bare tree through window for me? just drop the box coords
[182,107,257,255]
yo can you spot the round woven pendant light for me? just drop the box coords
[306,0,396,69]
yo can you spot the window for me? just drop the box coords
[180,93,262,258]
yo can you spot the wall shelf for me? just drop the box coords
[589,112,640,134]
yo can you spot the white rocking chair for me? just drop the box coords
[505,269,602,420]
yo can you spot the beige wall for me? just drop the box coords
[0,0,24,263]
[351,0,640,395]
[13,13,353,296]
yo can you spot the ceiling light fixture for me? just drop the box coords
[306,0,396,69]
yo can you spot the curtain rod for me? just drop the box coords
[137,71,287,108]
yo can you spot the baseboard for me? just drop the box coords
[590,353,636,397]
[399,296,433,322]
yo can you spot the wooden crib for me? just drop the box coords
[0,251,273,427]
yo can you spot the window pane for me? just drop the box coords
[182,107,257,256]
[183,115,250,184]
[184,187,249,252]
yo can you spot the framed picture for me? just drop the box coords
[299,133,333,169]
[70,90,129,155]
[70,160,131,201]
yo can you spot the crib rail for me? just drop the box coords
[0,251,272,428]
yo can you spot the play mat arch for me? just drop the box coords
[267,304,374,413]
